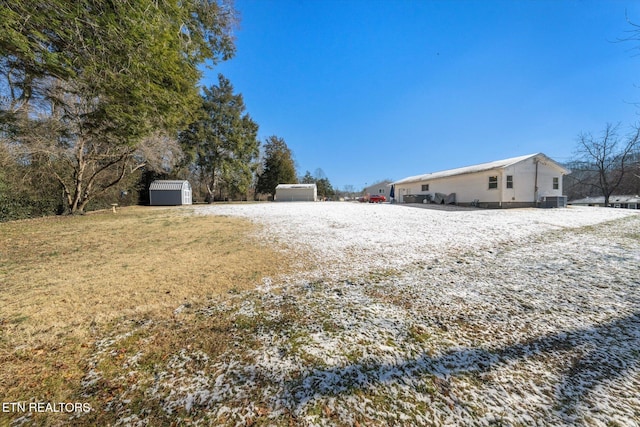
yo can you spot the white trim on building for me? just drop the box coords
[149,180,192,205]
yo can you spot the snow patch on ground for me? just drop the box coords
[198,203,636,277]
[86,203,640,425]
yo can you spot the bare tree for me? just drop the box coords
[7,80,183,213]
[135,132,183,175]
[575,123,640,206]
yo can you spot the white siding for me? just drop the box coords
[394,155,567,206]
[504,159,536,202]
[364,181,391,197]
[275,184,317,202]
[397,172,501,203]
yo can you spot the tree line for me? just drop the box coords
[0,1,334,221]
[4,1,635,221]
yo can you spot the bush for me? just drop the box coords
[0,192,62,222]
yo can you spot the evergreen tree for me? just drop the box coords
[315,178,335,200]
[301,170,315,184]
[256,136,297,197]
[0,0,237,213]
[180,74,259,202]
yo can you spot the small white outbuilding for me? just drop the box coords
[275,184,317,202]
[149,180,192,206]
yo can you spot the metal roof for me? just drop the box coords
[276,184,317,189]
[392,153,570,185]
[570,195,640,205]
[149,180,191,191]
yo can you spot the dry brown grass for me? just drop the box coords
[0,206,293,423]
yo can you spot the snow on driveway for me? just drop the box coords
[99,203,640,426]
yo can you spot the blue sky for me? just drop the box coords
[204,0,640,190]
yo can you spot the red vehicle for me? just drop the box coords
[369,194,386,203]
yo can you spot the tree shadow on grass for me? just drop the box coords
[281,311,640,424]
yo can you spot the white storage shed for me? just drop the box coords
[275,184,317,202]
[149,180,192,206]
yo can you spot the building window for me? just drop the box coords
[488,176,498,189]
[421,184,429,191]
[506,175,513,189]
[553,177,559,190]
[379,188,384,194]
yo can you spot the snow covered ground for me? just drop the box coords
[199,202,638,279]
[89,203,640,426]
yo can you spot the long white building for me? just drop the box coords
[392,153,570,208]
